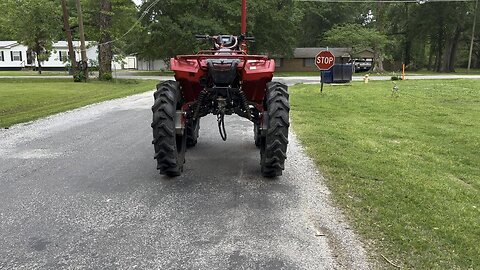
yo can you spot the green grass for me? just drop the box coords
[368,69,480,76]
[0,70,70,76]
[290,80,480,269]
[0,78,157,128]
[402,68,480,76]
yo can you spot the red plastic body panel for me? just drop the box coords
[170,52,274,104]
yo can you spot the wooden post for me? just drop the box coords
[60,0,77,77]
[75,0,88,80]
[468,0,478,71]
[402,64,405,80]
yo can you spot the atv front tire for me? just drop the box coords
[152,81,186,177]
[260,82,290,177]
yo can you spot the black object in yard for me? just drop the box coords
[321,64,353,84]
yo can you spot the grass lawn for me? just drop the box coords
[290,80,479,269]
[408,68,480,76]
[0,70,70,76]
[0,78,157,128]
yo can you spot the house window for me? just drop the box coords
[275,58,283,68]
[303,58,315,67]
[59,51,68,62]
[11,51,22,61]
[0,51,4,61]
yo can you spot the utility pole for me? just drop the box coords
[60,0,77,77]
[468,0,479,71]
[75,0,88,80]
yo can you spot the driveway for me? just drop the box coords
[0,90,370,269]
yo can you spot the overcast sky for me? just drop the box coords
[132,0,142,6]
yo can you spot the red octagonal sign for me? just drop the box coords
[315,50,335,70]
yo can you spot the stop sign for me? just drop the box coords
[315,51,335,70]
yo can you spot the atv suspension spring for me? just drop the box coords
[217,113,227,141]
[193,91,207,120]
[239,90,251,120]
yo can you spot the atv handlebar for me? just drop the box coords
[195,34,255,42]
[195,35,211,40]
[195,34,254,51]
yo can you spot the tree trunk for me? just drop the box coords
[373,2,385,72]
[98,0,113,81]
[448,26,462,72]
[36,49,42,75]
[475,51,480,68]
[404,40,412,67]
[372,45,384,72]
[427,42,435,71]
[440,38,453,72]
[440,25,462,73]
[435,30,444,72]
[404,3,411,67]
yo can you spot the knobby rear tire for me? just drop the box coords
[152,81,186,177]
[260,82,290,178]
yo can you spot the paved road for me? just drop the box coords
[0,90,370,269]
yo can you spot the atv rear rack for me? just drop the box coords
[175,53,269,61]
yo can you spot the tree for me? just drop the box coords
[296,2,362,47]
[378,1,472,72]
[97,0,113,81]
[247,0,301,56]
[0,2,14,40]
[133,0,299,61]
[84,0,138,80]
[4,0,61,74]
[324,24,388,72]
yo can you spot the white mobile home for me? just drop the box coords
[0,41,97,71]
[137,58,168,71]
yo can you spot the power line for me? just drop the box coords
[79,0,161,52]
[98,0,161,46]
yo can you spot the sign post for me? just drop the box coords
[315,50,335,93]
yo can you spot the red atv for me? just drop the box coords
[151,0,289,177]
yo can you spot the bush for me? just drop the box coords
[74,71,85,82]
[99,72,112,81]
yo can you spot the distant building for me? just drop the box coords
[136,58,168,71]
[274,47,375,72]
[111,55,168,71]
[0,41,97,71]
